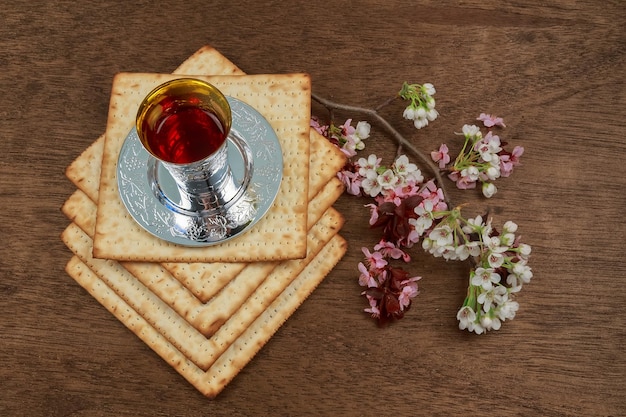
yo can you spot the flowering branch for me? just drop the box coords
[311,83,532,334]
[311,92,451,207]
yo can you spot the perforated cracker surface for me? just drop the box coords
[94,72,312,263]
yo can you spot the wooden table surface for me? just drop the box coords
[1,1,624,416]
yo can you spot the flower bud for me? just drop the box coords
[480,315,493,329]
[462,124,481,138]
[503,221,518,233]
[500,232,515,246]
[518,243,532,256]
[486,166,500,180]
[482,182,497,198]
[414,118,427,129]
[422,83,436,96]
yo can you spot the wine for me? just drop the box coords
[136,78,231,165]
[141,101,226,164]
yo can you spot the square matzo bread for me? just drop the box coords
[94,72,312,263]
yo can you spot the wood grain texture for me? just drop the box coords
[1,1,624,416]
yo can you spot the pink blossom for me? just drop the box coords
[376,268,388,285]
[500,158,514,178]
[337,170,362,195]
[449,171,478,189]
[358,262,377,287]
[398,277,421,309]
[310,117,328,135]
[455,175,477,190]
[374,240,411,262]
[406,229,421,245]
[366,203,379,226]
[477,113,506,128]
[399,182,422,197]
[379,188,402,205]
[340,136,357,158]
[362,247,388,269]
[338,148,354,158]
[499,146,524,178]
[430,143,451,169]
[340,118,356,137]
[379,182,421,206]
[419,179,438,197]
[389,182,421,206]
[419,180,447,209]
[511,146,524,163]
[363,295,381,318]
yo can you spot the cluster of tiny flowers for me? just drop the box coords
[356,154,424,199]
[311,117,371,158]
[431,115,524,198]
[399,82,438,129]
[420,211,532,334]
[358,244,421,325]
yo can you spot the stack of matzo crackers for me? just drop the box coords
[61,46,347,398]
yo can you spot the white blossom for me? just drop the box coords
[466,240,482,257]
[355,121,371,139]
[394,154,413,171]
[457,306,476,330]
[512,262,533,283]
[357,154,379,177]
[468,321,485,334]
[428,225,454,247]
[478,285,508,312]
[481,315,501,331]
[377,169,399,190]
[463,215,484,234]
[361,177,382,197]
[408,215,433,236]
[455,244,471,261]
[471,267,501,291]
[497,300,519,321]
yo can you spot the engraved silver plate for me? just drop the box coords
[117,97,283,246]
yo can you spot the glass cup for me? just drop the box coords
[136,78,240,214]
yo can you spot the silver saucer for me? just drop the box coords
[117,97,283,247]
